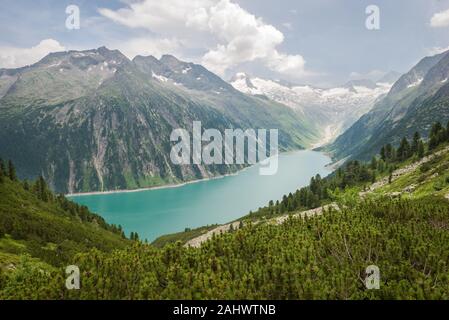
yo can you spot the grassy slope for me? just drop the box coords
[0,179,129,270]
[373,149,449,199]
[1,146,449,299]
[3,195,449,299]
[151,225,218,248]
[153,145,449,247]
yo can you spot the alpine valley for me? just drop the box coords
[230,71,400,146]
[0,47,317,193]
[2,45,449,300]
[327,50,449,162]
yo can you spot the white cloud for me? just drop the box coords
[349,70,385,81]
[99,0,306,77]
[115,37,182,60]
[0,39,65,69]
[98,0,213,33]
[266,51,305,75]
[430,8,449,28]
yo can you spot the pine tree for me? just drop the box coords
[447,120,449,141]
[388,167,393,184]
[385,144,394,161]
[411,131,421,155]
[370,156,378,170]
[429,122,444,149]
[38,176,49,202]
[8,160,17,181]
[380,146,386,162]
[23,179,30,191]
[397,137,411,161]
[0,158,4,183]
[417,140,425,158]
[0,158,4,176]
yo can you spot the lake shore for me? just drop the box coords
[68,150,333,241]
[66,168,249,197]
[67,148,333,198]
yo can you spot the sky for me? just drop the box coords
[1,0,449,87]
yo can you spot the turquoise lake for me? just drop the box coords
[70,150,332,241]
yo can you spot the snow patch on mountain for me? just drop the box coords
[230,73,393,145]
[152,71,169,82]
[407,78,423,88]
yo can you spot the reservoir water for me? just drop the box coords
[70,150,332,241]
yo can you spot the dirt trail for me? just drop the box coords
[186,146,449,248]
[359,146,449,197]
[185,204,339,248]
[185,221,243,248]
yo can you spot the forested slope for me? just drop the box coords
[0,160,129,270]
[1,125,449,299]
[2,195,448,299]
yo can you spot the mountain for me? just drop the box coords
[343,79,378,90]
[377,71,402,84]
[0,47,318,193]
[328,50,449,161]
[230,73,393,147]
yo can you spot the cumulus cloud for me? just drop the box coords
[99,0,306,77]
[0,39,65,69]
[99,0,211,33]
[430,8,449,28]
[116,37,183,60]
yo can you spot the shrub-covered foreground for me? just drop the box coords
[1,196,448,300]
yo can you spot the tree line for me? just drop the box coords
[248,121,449,221]
[0,158,131,238]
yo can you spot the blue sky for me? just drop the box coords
[1,0,449,86]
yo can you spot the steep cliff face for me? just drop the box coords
[328,50,449,161]
[0,47,317,193]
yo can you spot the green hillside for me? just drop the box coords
[2,195,448,299]
[0,162,129,272]
[1,127,449,299]
[328,50,449,162]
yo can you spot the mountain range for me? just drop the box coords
[0,47,317,193]
[230,72,399,146]
[2,46,447,194]
[327,50,449,161]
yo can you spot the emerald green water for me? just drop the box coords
[70,150,331,241]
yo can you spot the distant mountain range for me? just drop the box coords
[230,72,399,146]
[327,50,449,161]
[0,47,317,193]
[2,45,444,194]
